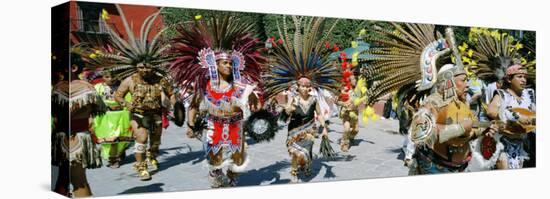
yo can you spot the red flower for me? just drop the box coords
[277,39,284,45]
[343,70,352,79]
[339,93,349,102]
[339,52,347,59]
[333,44,340,52]
[325,41,331,49]
[341,62,348,70]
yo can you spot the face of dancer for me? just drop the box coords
[509,73,527,93]
[103,73,115,86]
[298,81,311,96]
[217,59,232,78]
[454,74,468,102]
[137,63,153,78]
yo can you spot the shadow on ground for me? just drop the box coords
[119,183,164,194]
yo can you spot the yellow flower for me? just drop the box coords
[468,33,474,42]
[483,29,491,36]
[458,43,468,52]
[89,53,97,59]
[356,77,367,94]
[354,97,364,106]
[351,41,358,48]
[466,70,474,78]
[362,106,379,123]
[470,60,477,66]
[515,43,523,50]
[490,30,500,39]
[468,49,474,57]
[470,27,480,33]
[195,15,202,20]
[101,9,110,20]
[352,52,359,66]
[359,29,367,36]
[462,57,471,64]
[521,57,527,65]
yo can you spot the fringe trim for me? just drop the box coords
[52,90,69,106]
[70,132,102,169]
[229,155,250,173]
[288,142,311,163]
[207,158,231,171]
[204,152,249,172]
[466,134,504,171]
[69,89,97,112]
[51,132,69,166]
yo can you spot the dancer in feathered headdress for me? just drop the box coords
[362,24,498,175]
[335,48,375,152]
[51,48,106,197]
[168,14,266,188]
[77,5,176,181]
[264,16,340,182]
[461,28,537,170]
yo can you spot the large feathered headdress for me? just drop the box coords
[360,23,453,106]
[168,15,266,93]
[264,16,341,100]
[75,5,172,81]
[458,27,535,83]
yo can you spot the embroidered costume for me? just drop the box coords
[168,15,266,187]
[362,24,490,174]
[264,16,341,182]
[458,29,536,170]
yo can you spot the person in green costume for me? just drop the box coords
[93,71,132,168]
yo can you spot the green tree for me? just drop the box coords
[161,7,267,40]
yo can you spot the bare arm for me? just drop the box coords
[115,77,131,107]
[248,92,261,112]
[487,93,501,120]
[162,78,177,107]
[187,93,201,125]
[185,92,203,138]
[284,96,295,115]
[316,102,327,128]
[316,101,329,137]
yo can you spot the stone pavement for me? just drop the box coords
[87,117,409,197]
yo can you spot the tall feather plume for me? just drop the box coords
[265,16,340,100]
[75,5,172,81]
[460,28,535,83]
[168,15,266,93]
[361,23,441,106]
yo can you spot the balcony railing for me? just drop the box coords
[71,18,121,35]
